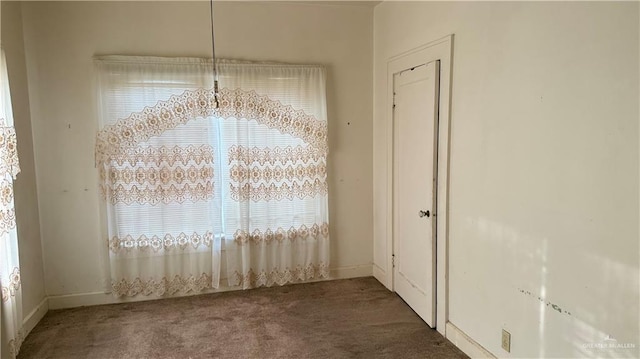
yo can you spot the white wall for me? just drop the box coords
[373,2,639,358]
[20,1,373,298]
[1,0,47,324]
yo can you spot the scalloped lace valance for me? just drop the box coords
[95,87,327,167]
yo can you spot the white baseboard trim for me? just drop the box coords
[372,263,389,289]
[48,264,373,310]
[22,297,48,338]
[330,264,372,279]
[48,289,162,310]
[446,322,497,359]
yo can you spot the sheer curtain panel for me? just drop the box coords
[0,49,24,358]
[95,56,329,296]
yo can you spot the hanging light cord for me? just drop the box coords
[209,0,219,108]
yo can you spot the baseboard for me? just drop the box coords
[446,322,497,359]
[48,264,373,310]
[372,263,389,289]
[22,297,48,337]
[330,264,372,279]
[48,289,181,310]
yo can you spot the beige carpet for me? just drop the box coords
[19,277,468,358]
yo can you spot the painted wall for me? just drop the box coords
[1,0,46,323]
[20,1,373,298]
[373,2,639,358]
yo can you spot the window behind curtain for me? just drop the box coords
[95,57,329,296]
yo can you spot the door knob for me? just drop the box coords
[418,210,430,218]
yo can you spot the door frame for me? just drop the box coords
[385,35,453,335]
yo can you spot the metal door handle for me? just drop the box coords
[418,210,430,218]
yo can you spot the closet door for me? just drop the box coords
[393,60,440,327]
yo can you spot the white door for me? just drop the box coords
[393,61,440,327]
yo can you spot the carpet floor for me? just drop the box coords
[18,277,468,359]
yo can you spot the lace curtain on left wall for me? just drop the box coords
[0,49,24,359]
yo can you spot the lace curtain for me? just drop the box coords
[0,49,24,358]
[95,56,329,296]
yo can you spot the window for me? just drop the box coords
[95,57,329,296]
[0,48,24,358]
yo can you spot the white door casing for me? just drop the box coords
[377,34,453,335]
[393,61,440,327]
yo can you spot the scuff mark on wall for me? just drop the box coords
[518,288,572,316]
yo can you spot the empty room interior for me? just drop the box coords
[0,0,638,358]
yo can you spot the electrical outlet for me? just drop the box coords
[502,329,511,353]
